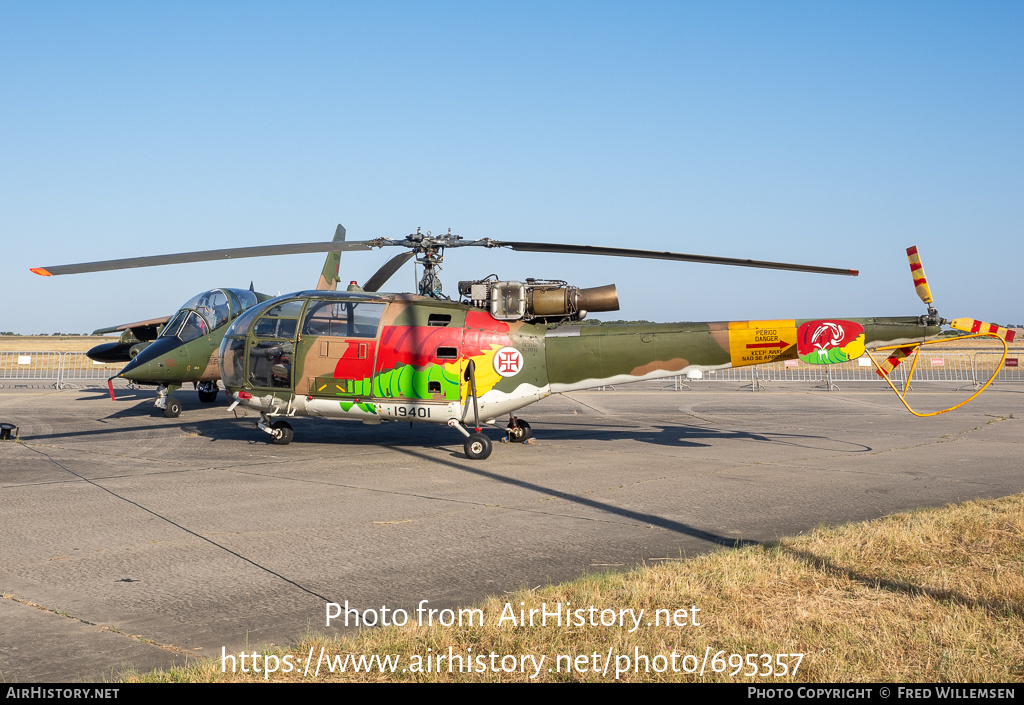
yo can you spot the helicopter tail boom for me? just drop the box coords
[543,316,940,393]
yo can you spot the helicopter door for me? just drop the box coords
[248,300,304,390]
[299,300,384,399]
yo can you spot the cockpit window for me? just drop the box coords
[159,310,209,343]
[255,317,298,339]
[254,300,304,340]
[262,300,305,319]
[226,289,260,319]
[160,310,189,340]
[303,301,384,338]
[225,300,275,339]
[179,311,210,342]
[199,290,231,329]
[159,288,243,341]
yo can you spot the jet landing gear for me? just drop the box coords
[258,414,294,445]
[155,384,182,418]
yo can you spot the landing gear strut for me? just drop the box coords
[270,420,293,445]
[448,419,492,460]
[451,359,493,460]
[506,417,532,443]
[258,414,294,445]
[156,384,182,418]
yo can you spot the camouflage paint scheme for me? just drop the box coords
[221,290,940,426]
[112,288,272,387]
[108,225,347,407]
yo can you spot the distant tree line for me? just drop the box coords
[578,319,657,325]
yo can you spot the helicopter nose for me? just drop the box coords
[117,336,192,382]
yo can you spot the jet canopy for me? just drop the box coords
[158,288,261,343]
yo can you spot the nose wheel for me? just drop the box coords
[258,414,294,445]
[463,433,492,460]
[448,419,493,460]
[270,420,294,445]
[162,396,182,418]
[155,384,183,418]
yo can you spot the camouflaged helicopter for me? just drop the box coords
[32,230,1013,459]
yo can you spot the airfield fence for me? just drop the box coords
[0,351,123,388]
[678,349,1022,391]
[1,349,1022,390]
[974,351,1024,383]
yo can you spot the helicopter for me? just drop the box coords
[78,225,349,417]
[32,229,1012,459]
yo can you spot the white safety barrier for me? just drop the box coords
[0,351,122,388]
[699,354,899,390]
[60,352,125,381]
[0,351,64,385]
[672,349,1022,391]
[893,352,975,383]
[974,352,1024,384]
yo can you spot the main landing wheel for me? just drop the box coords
[464,432,492,460]
[197,382,219,403]
[162,396,182,418]
[507,419,532,443]
[271,420,294,445]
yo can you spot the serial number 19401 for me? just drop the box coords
[388,405,432,419]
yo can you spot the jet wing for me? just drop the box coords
[91,316,172,341]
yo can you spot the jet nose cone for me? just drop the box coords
[117,336,191,382]
[86,341,133,364]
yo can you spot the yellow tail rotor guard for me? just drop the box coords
[871,332,1008,417]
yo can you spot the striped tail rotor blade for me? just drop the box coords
[876,346,916,377]
[950,318,1017,342]
[906,246,934,305]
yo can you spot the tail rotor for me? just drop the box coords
[906,246,939,322]
[871,246,1014,416]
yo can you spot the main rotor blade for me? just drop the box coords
[485,241,859,276]
[31,239,390,276]
[363,251,416,292]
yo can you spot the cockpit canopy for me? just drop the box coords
[219,291,388,390]
[158,288,260,343]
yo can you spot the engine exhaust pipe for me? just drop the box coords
[529,284,619,316]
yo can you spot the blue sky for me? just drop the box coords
[3,1,1021,333]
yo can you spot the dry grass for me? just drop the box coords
[0,336,108,353]
[124,494,1024,683]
